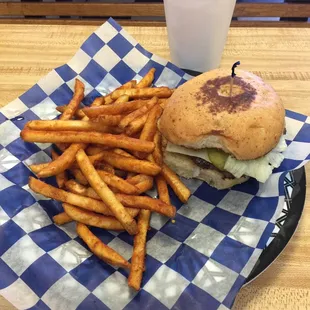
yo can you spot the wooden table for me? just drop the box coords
[0,25,310,310]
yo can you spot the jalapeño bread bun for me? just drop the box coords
[158,69,285,161]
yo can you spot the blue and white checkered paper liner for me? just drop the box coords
[0,18,310,310]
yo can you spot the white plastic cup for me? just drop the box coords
[164,0,236,72]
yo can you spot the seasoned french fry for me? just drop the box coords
[63,203,125,230]
[126,172,136,180]
[76,222,131,269]
[37,80,100,178]
[128,209,150,290]
[54,79,85,161]
[161,164,191,203]
[29,177,137,217]
[64,178,173,217]
[119,97,158,129]
[152,131,163,166]
[111,87,173,101]
[75,149,138,235]
[133,176,153,194]
[29,176,111,215]
[76,150,119,169]
[81,152,109,167]
[56,105,65,113]
[67,178,119,197]
[70,168,88,185]
[27,120,110,132]
[82,99,149,118]
[102,97,114,105]
[155,174,170,205]
[86,145,110,156]
[53,212,72,225]
[116,194,176,218]
[60,79,85,120]
[96,170,139,195]
[112,148,135,158]
[91,151,161,176]
[36,143,87,178]
[126,174,148,184]
[129,80,137,87]
[94,115,123,126]
[91,97,105,107]
[65,179,101,200]
[21,130,155,153]
[115,94,129,104]
[56,106,85,119]
[40,80,124,178]
[139,105,162,142]
[33,80,92,178]
[19,71,183,290]
[127,174,154,193]
[103,163,115,175]
[51,150,68,188]
[55,143,69,152]
[125,113,148,136]
[137,68,155,89]
[104,80,136,105]
[134,105,163,159]
[159,99,168,110]
[29,162,49,174]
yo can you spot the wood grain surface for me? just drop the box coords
[0,25,310,310]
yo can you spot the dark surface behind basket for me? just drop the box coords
[0,0,310,27]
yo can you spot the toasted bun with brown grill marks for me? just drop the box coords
[158,69,285,161]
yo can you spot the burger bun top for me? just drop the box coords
[158,69,285,160]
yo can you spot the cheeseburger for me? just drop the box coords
[158,69,287,190]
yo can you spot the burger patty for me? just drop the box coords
[192,157,236,179]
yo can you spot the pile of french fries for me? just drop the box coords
[20,68,191,290]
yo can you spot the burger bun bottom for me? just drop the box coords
[164,151,249,190]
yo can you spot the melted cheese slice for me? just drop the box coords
[166,135,287,183]
[166,143,211,162]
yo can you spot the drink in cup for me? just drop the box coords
[164,0,236,72]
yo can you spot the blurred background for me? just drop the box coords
[0,0,309,24]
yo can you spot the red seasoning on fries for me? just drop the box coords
[63,203,130,230]
[128,209,150,290]
[136,68,156,89]
[60,79,85,120]
[37,143,87,178]
[53,212,72,225]
[134,104,163,159]
[127,175,153,194]
[20,68,187,291]
[125,113,149,136]
[152,131,163,166]
[29,177,137,217]
[75,149,138,235]
[155,174,171,205]
[118,97,158,129]
[103,80,136,105]
[111,87,172,100]
[91,150,161,176]
[83,99,150,118]
[21,130,155,153]
[27,120,110,132]
[94,115,123,126]
[56,106,85,119]
[76,222,131,269]
[161,164,191,203]
[51,150,68,188]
